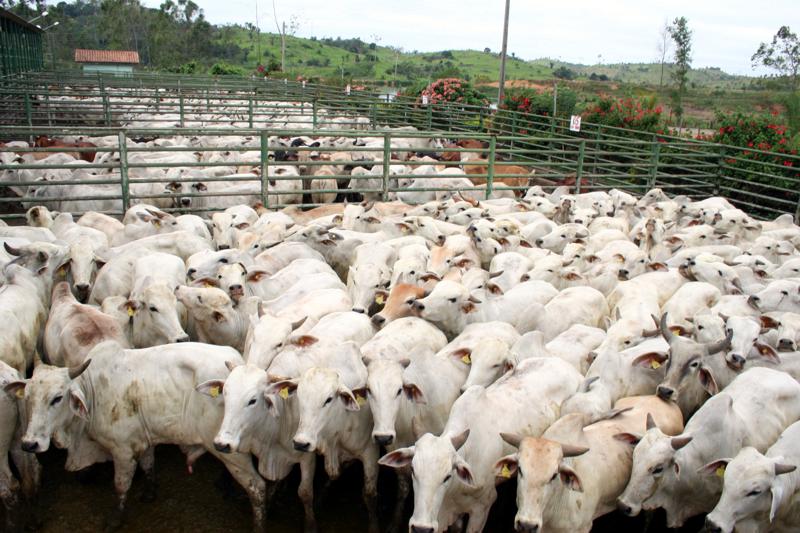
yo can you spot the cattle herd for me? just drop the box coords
[0,98,798,533]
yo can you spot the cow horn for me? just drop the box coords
[670,435,693,450]
[468,295,482,304]
[451,429,470,451]
[646,413,657,431]
[68,358,92,380]
[3,242,21,256]
[560,443,590,458]
[708,328,733,355]
[488,270,504,279]
[659,313,675,343]
[499,432,522,448]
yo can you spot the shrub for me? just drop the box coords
[418,78,488,106]
[553,66,577,80]
[165,61,200,74]
[707,111,798,165]
[582,95,663,132]
[208,62,247,76]
[501,86,577,118]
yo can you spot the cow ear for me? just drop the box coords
[559,464,583,492]
[494,454,519,482]
[338,386,360,411]
[56,258,72,276]
[753,342,781,364]
[461,302,477,314]
[614,432,642,446]
[196,379,225,398]
[265,380,297,400]
[332,214,343,225]
[121,300,140,317]
[487,283,503,295]
[351,387,368,407]
[403,383,427,404]
[263,395,279,417]
[194,277,219,288]
[69,389,89,419]
[698,458,731,477]
[631,352,667,370]
[247,270,269,283]
[454,258,473,269]
[290,335,319,348]
[698,365,719,396]
[760,315,780,330]
[3,381,27,400]
[212,311,226,323]
[453,457,475,487]
[452,348,472,365]
[378,447,415,469]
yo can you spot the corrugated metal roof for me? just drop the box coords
[74,49,140,64]
[0,7,45,32]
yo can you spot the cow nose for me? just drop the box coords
[176,336,190,343]
[293,440,311,452]
[656,385,674,401]
[574,219,583,224]
[218,244,230,250]
[410,527,434,533]
[352,307,366,314]
[187,268,196,278]
[413,301,425,311]
[728,353,746,369]
[374,434,394,446]
[180,198,191,206]
[214,441,231,453]
[779,339,795,351]
[21,441,39,453]
[437,235,446,244]
[535,239,543,246]
[230,284,243,292]
[75,283,90,293]
[617,500,634,516]
[747,295,761,309]
[515,521,540,533]
[371,314,386,327]
[704,518,723,533]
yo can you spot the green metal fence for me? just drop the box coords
[0,10,44,78]
[1,71,798,221]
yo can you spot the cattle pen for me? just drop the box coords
[1,70,798,222]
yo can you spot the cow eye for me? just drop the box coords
[698,325,704,330]
[247,398,257,406]
[624,340,631,345]
[396,388,402,397]
[550,472,558,482]
[50,395,63,406]
[149,306,158,313]
[652,465,664,475]
[323,397,333,406]
[782,291,789,296]
[747,489,761,497]
[448,297,457,303]
[410,270,415,275]
[443,474,452,483]
[690,360,700,368]
[717,270,723,276]
[219,258,228,264]
[560,235,566,238]
[217,275,222,279]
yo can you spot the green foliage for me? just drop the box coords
[784,92,800,136]
[668,16,693,128]
[553,66,576,80]
[165,60,200,74]
[501,86,577,117]
[581,96,663,132]
[208,62,246,76]
[752,26,800,91]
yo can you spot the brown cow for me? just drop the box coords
[35,136,97,163]
[370,284,427,328]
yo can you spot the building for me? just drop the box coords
[0,8,44,77]
[74,49,140,76]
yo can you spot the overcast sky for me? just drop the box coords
[143,0,795,75]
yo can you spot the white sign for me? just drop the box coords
[302,80,306,88]
[345,84,351,95]
[570,115,582,132]
[422,95,429,106]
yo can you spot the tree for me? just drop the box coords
[668,16,692,131]
[483,47,491,53]
[752,26,800,91]
[656,19,671,87]
[271,0,299,72]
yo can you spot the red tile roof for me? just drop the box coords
[74,49,140,64]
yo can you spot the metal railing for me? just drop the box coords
[1,71,799,221]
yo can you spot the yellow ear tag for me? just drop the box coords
[356,394,366,407]
[279,387,289,399]
[57,265,67,276]
[153,220,161,228]
[15,388,23,399]
[204,282,213,288]
[651,360,661,369]
[715,466,725,478]
[127,307,135,317]
[501,464,512,478]
[401,226,410,234]
[209,386,220,398]
[461,354,472,365]
[670,327,683,336]
[375,294,385,305]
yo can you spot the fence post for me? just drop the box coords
[155,87,160,113]
[45,86,52,126]
[714,145,725,197]
[575,140,585,194]
[179,91,185,127]
[312,98,318,129]
[382,132,391,201]
[427,105,433,130]
[103,92,111,126]
[248,96,254,128]
[118,131,130,211]
[647,136,661,189]
[24,93,32,128]
[260,131,270,209]
[486,136,496,200]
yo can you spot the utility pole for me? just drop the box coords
[255,0,261,65]
[497,0,511,106]
[553,81,558,116]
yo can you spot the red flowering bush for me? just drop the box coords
[418,78,488,107]
[582,96,663,133]
[711,112,797,165]
[501,87,577,117]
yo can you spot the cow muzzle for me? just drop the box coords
[515,520,541,533]
[656,385,675,401]
[616,499,638,517]
[373,433,394,446]
[410,526,435,533]
[21,440,41,453]
[214,441,232,453]
[293,439,312,452]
